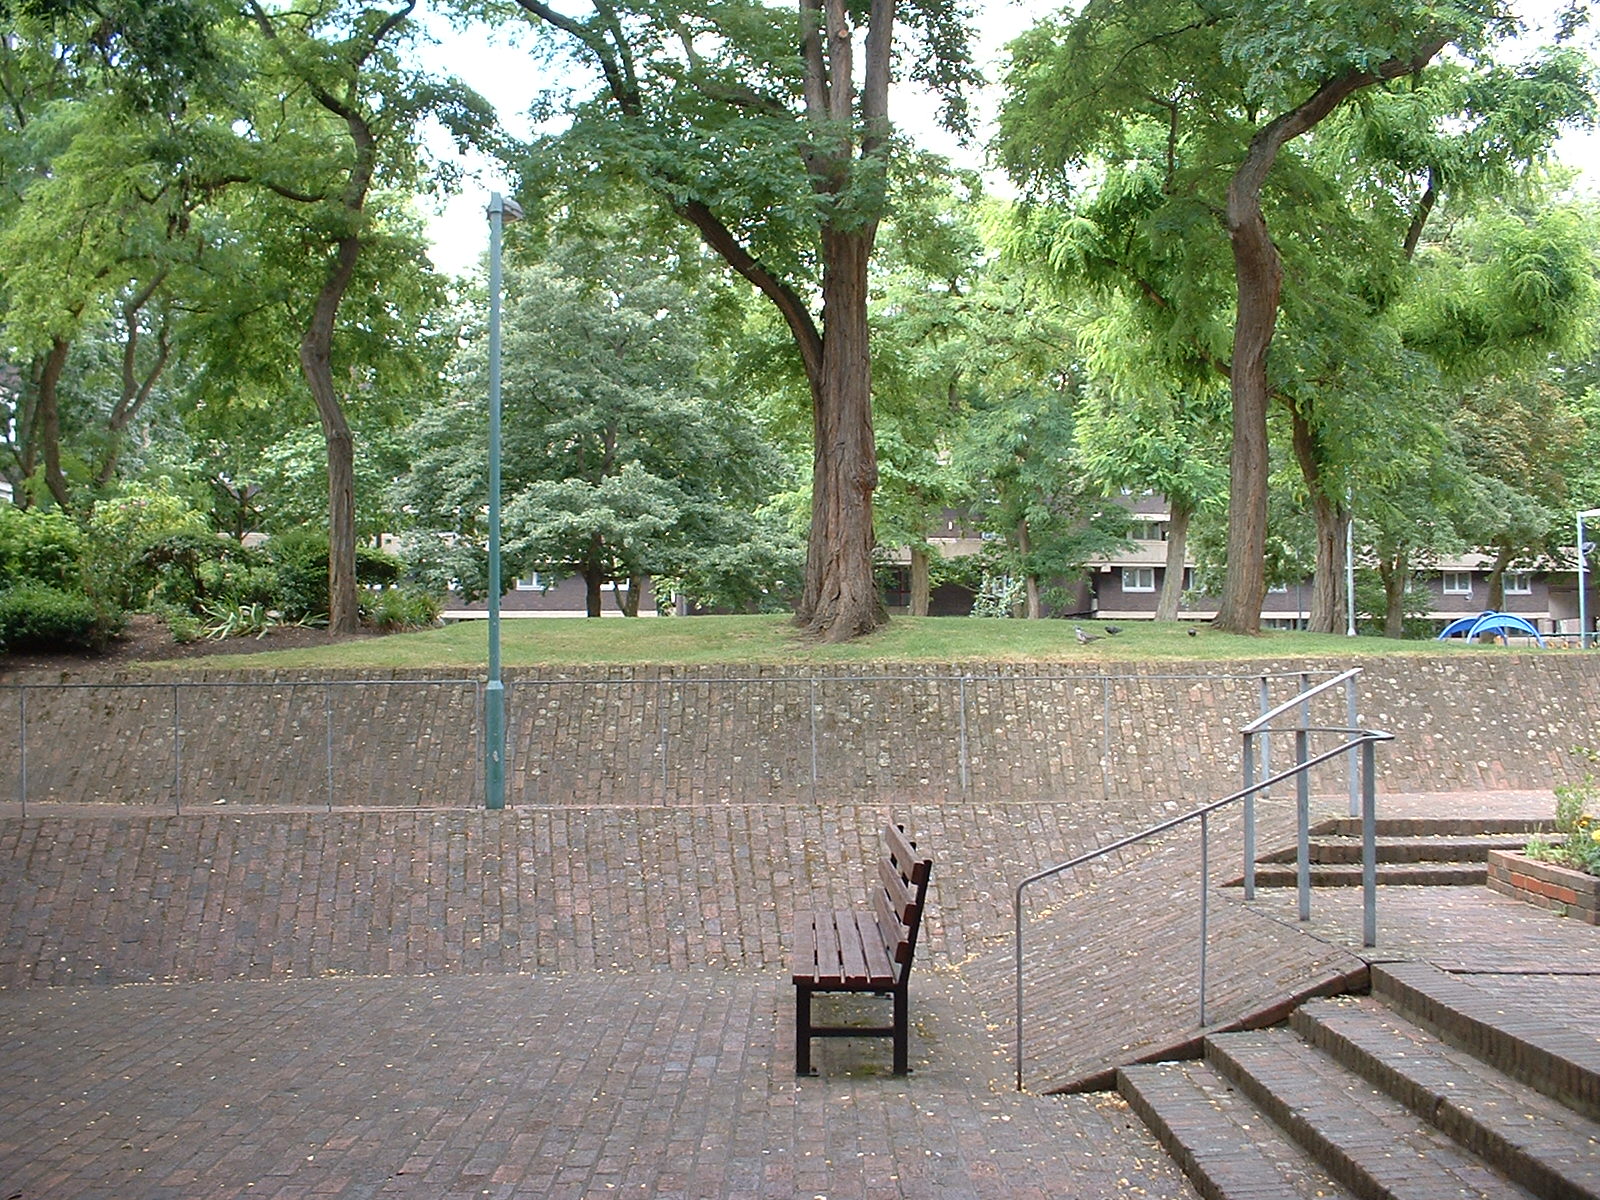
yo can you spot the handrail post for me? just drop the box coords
[17,688,27,818]
[171,683,182,815]
[1100,676,1111,800]
[1199,810,1210,1027]
[1242,734,1256,899]
[958,675,970,796]
[1347,676,1360,818]
[324,684,336,811]
[1296,726,1311,922]
[1257,675,1271,798]
[1362,736,1378,946]
[1014,883,1025,1091]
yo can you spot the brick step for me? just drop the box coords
[1372,962,1600,1124]
[1208,1028,1540,1199]
[1258,835,1536,866]
[1118,1060,1359,1200]
[1246,862,1487,888]
[1314,817,1546,838]
[1292,996,1600,1200]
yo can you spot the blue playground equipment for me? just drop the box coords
[1436,610,1547,647]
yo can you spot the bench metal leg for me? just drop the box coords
[892,986,908,1075]
[795,986,814,1076]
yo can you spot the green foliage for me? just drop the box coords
[0,504,86,590]
[264,529,401,621]
[0,581,120,651]
[1526,750,1600,878]
[360,585,442,632]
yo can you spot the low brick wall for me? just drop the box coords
[1487,849,1600,924]
[0,652,1595,809]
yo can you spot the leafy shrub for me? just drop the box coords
[0,583,121,652]
[361,585,442,631]
[1525,749,1600,878]
[266,529,404,620]
[0,505,86,590]
[84,480,212,609]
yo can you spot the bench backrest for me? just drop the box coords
[872,823,933,980]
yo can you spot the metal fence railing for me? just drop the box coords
[2,669,1351,814]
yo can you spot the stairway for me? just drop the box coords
[1119,961,1600,1200]
[1244,816,1547,889]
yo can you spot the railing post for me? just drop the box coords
[1101,676,1111,800]
[1362,737,1378,947]
[658,677,669,800]
[324,684,335,811]
[1257,675,1271,797]
[1296,726,1311,922]
[957,675,970,796]
[809,677,819,806]
[1347,676,1360,818]
[1242,734,1256,899]
[1199,809,1210,1027]
[1014,884,1025,1091]
[171,683,182,815]
[17,688,27,818]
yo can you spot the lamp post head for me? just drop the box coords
[487,192,524,223]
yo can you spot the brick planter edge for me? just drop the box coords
[1486,848,1600,925]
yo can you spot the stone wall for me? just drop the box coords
[1,654,1594,810]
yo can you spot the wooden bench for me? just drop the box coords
[791,823,933,1076]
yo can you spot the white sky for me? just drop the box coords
[414,0,1600,278]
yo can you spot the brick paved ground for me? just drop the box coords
[1,654,1593,1198]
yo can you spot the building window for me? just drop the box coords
[1129,520,1164,541]
[1122,567,1156,592]
[1266,581,1289,594]
[1504,572,1533,595]
[515,573,544,591]
[1442,571,1473,596]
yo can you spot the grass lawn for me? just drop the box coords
[137,614,1546,671]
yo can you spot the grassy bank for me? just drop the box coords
[132,615,1547,671]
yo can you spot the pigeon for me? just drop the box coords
[1074,626,1101,645]
[1103,625,1123,636]
[1187,627,1198,637]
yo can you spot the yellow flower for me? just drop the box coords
[1591,828,1600,843]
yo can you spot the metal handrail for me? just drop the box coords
[1241,667,1363,733]
[1013,724,1393,1091]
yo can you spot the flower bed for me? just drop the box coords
[1487,850,1600,925]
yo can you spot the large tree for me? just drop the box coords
[997,0,1520,633]
[495,0,975,640]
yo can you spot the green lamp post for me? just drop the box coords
[486,191,522,810]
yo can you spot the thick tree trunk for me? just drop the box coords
[1290,405,1347,633]
[797,228,885,642]
[1016,519,1042,619]
[1379,549,1409,638]
[299,235,362,636]
[36,336,74,512]
[1157,500,1192,622]
[1212,46,1446,634]
[1485,545,1513,611]
[909,545,930,617]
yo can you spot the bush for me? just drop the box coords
[361,585,443,631]
[266,529,404,620]
[0,583,121,652]
[0,505,86,591]
[84,480,212,610]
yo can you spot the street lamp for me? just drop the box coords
[486,191,523,811]
[1578,508,1600,650]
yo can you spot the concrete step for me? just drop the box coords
[1315,817,1546,838]
[1292,995,1600,1200]
[1118,1059,1359,1200]
[1373,962,1600,1125]
[1248,862,1487,888]
[1258,835,1537,866]
[1208,1028,1541,1199]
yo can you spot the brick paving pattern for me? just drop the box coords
[1,659,1596,1197]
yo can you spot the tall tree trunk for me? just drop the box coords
[1212,45,1446,634]
[909,545,930,617]
[1290,404,1347,633]
[1378,548,1408,638]
[1485,545,1513,611]
[1015,518,1042,619]
[1156,499,1192,621]
[36,336,74,511]
[299,234,362,636]
[798,227,885,641]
